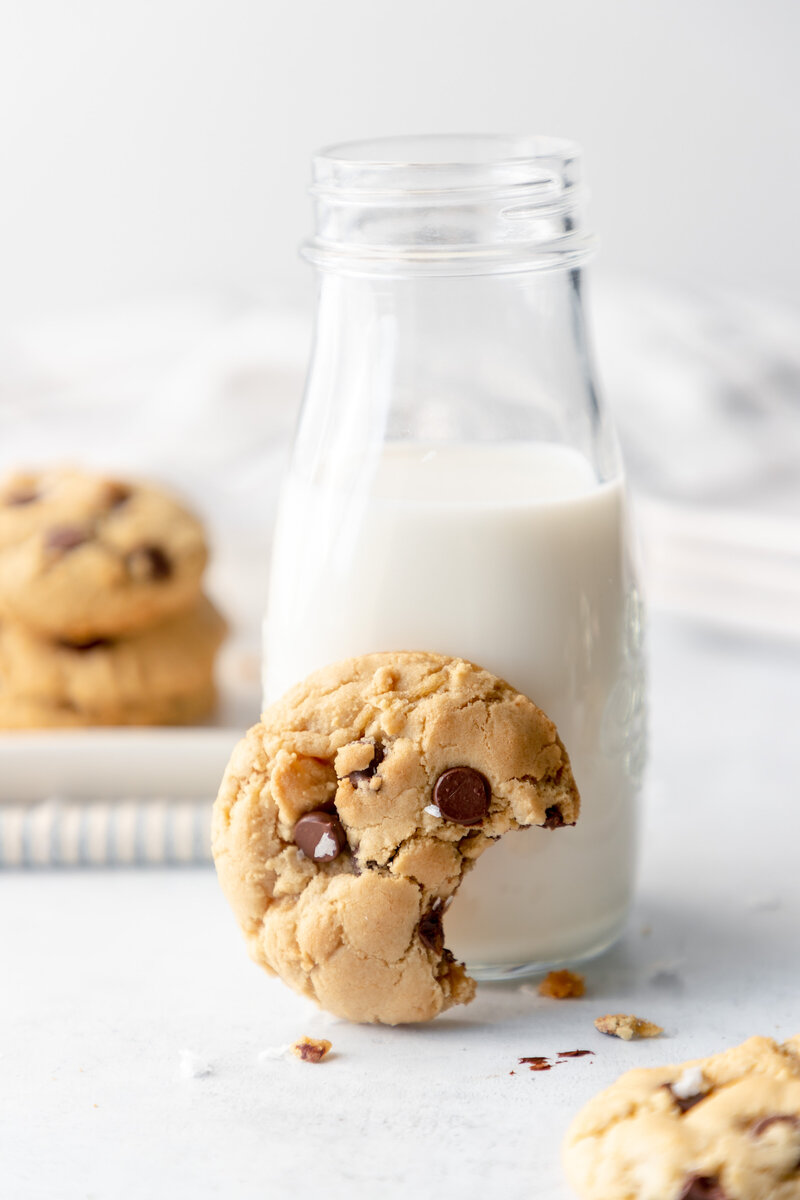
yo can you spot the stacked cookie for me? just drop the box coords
[0,468,226,727]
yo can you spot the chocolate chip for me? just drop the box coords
[293,811,347,863]
[432,767,490,825]
[677,1175,729,1200]
[58,637,111,652]
[45,525,89,554]
[664,1083,708,1114]
[126,544,172,582]
[543,805,570,829]
[4,486,39,506]
[103,482,132,509]
[751,1114,800,1137]
[557,1050,594,1058]
[419,905,444,955]
[348,741,384,786]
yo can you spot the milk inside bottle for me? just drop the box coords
[264,134,646,976]
[265,441,645,971]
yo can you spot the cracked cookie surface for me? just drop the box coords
[563,1035,800,1200]
[212,650,580,1025]
[0,467,207,639]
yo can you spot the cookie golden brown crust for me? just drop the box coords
[212,651,580,1025]
[0,595,225,726]
[0,468,207,639]
[563,1035,800,1200]
[0,683,218,729]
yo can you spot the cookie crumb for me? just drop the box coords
[290,1036,332,1063]
[594,1013,663,1040]
[538,969,585,999]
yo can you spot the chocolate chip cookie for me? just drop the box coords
[212,651,580,1025]
[0,468,207,639]
[0,685,217,729]
[563,1035,800,1200]
[0,594,225,727]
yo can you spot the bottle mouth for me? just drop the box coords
[304,133,594,275]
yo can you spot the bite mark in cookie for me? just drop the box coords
[212,651,580,1025]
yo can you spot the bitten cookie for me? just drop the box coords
[0,595,226,727]
[563,1035,800,1200]
[212,651,580,1025]
[0,468,207,639]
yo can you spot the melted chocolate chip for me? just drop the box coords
[348,741,384,786]
[58,637,111,652]
[519,1057,551,1071]
[664,1083,708,1114]
[433,767,490,825]
[104,482,132,509]
[557,1050,595,1058]
[751,1114,800,1137]
[678,1175,729,1200]
[293,811,347,863]
[4,486,39,506]
[45,525,89,554]
[126,544,172,582]
[418,905,445,956]
[543,805,570,829]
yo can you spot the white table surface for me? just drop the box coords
[2,612,799,1200]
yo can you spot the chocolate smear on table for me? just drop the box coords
[293,811,347,863]
[126,544,172,581]
[677,1175,729,1200]
[433,767,490,825]
[348,741,384,786]
[45,525,89,555]
[418,903,445,956]
[520,1057,551,1071]
[557,1050,594,1059]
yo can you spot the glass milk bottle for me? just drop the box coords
[264,135,646,978]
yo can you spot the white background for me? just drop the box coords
[0,0,798,321]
